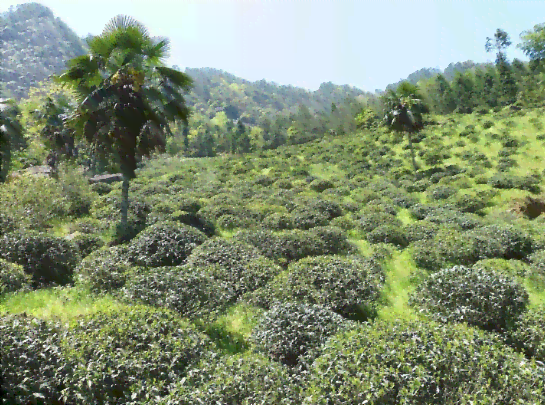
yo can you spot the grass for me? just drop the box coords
[0,286,127,323]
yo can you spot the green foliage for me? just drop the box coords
[0,314,66,404]
[251,302,352,368]
[507,306,545,362]
[410,265,529,332]
[0,231,80,286]
[74,246,132,293]
[70,233,104,258]
[160,353,302,404]
[306,320,545,404]
[187,238,280,297]
[0,258,31,295]
[121,265,235,320]
[60,306,211,404]
[253,255,384,320]
[127,221,207,267]
[0,213,16,236]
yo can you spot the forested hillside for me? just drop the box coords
[0,2,87,99]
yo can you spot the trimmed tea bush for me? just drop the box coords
[0,213,15,236]
[0,259,31,295]
[0,315,66,404]
[251,302,352,367]
[404,220,440,243]
[291,207,330,230]
[357,212,401,233]
[468,224,533,260]
[262,212,295,230]
[507,307,545,362]
[127,221,207,267]
[0,231,80,286]
[74,246,132,293]
[310,178,334,192]
[160,353,301,404]
[306,320,545,404]
[60,306,211,404]
[263,255,384,319]
[71,233,104,258]
[121,265,235,320]
[366,224,408,247]
[186,237,261,268]
[410,265,529,332]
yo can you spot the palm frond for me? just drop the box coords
[155,66,193,91]
[102,15,149,39]
[145,37,170,63]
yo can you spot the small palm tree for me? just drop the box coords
[0,98,23,183]
[381,86,426,171]
[55,15,193,242]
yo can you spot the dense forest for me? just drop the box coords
[4,2,545,404]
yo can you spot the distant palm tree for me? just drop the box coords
[55,15,193,242]
[0,98,23,183]
[381,86,426,171]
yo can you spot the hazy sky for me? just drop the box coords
[1,0,543,92]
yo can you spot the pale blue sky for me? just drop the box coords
[1,0,543,92]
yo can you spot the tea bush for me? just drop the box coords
[160,353,302,404]
[127,221,207,267]
[310,178,334,192]
[0,213,15,236]
[71,233,104,258]
[366,224,408,247]
[258,255,384,319]
[0,258,31,295]
[262,212,295,230]
[291,207,330,230]
[251,302,352,368]
[74,246,132,293]
[60,306,211,404]
[410,265,529,332]
[121,265,235,320]
[0,315,66,404]
[357,212,402,233]
[306,320,545,404]
[507,307,545,362]
[0,231,80,286]
[404,220,440,243]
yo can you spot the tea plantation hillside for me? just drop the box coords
[2,105,545,402]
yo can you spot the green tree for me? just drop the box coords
[451,71,476,113]
[0,98,23,183]
[486,28,518,105]
[56,15,192,242]
[518,23,545,72]
[433,74,456,113]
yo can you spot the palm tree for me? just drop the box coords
[381,84,426,171]
[0,98,23,183]
[55,15,193,241]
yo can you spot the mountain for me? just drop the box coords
[0,2,87,99]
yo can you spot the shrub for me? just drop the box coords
[507,307,545,362]
[410,265,529,332]
[74,246,132,293]
[262,212,295,230]
[482,119,494,129]
[307,199,343,219]
[424,208,482,230]
[70,217,107,234]
[469,224,533,260]
[251,302,352,367]
[90,182,112,195]
[161,353,301,404]
[187,238,281,297]
[0,213,15,236]
[330,215,356,231]
[264,255,384,320]
[404,220,440,243]
[172,210,216,237]
[274,178,293,190]
[233,229,329,266]
[127,221,207,267]
[406,178,431,192]
[488,173,516,189]
[121,265,235,320]
[310,178,335,192]
[309,226,352,255]
[306,320,545,404]
[428,185,457,200]
[60,307,211,404]
[0,231,80,286]
[71,233,104,258]
[217,214,253,230]
[357,212,401,233]
[291,207,330,230]
[450,193,488,213]
[0,315,65,404]
[366,224,408,247]
[0,259,31,295]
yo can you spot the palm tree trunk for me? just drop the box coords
[120,173,130,238]
[0,136,10,183]
[408,131,418,171]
